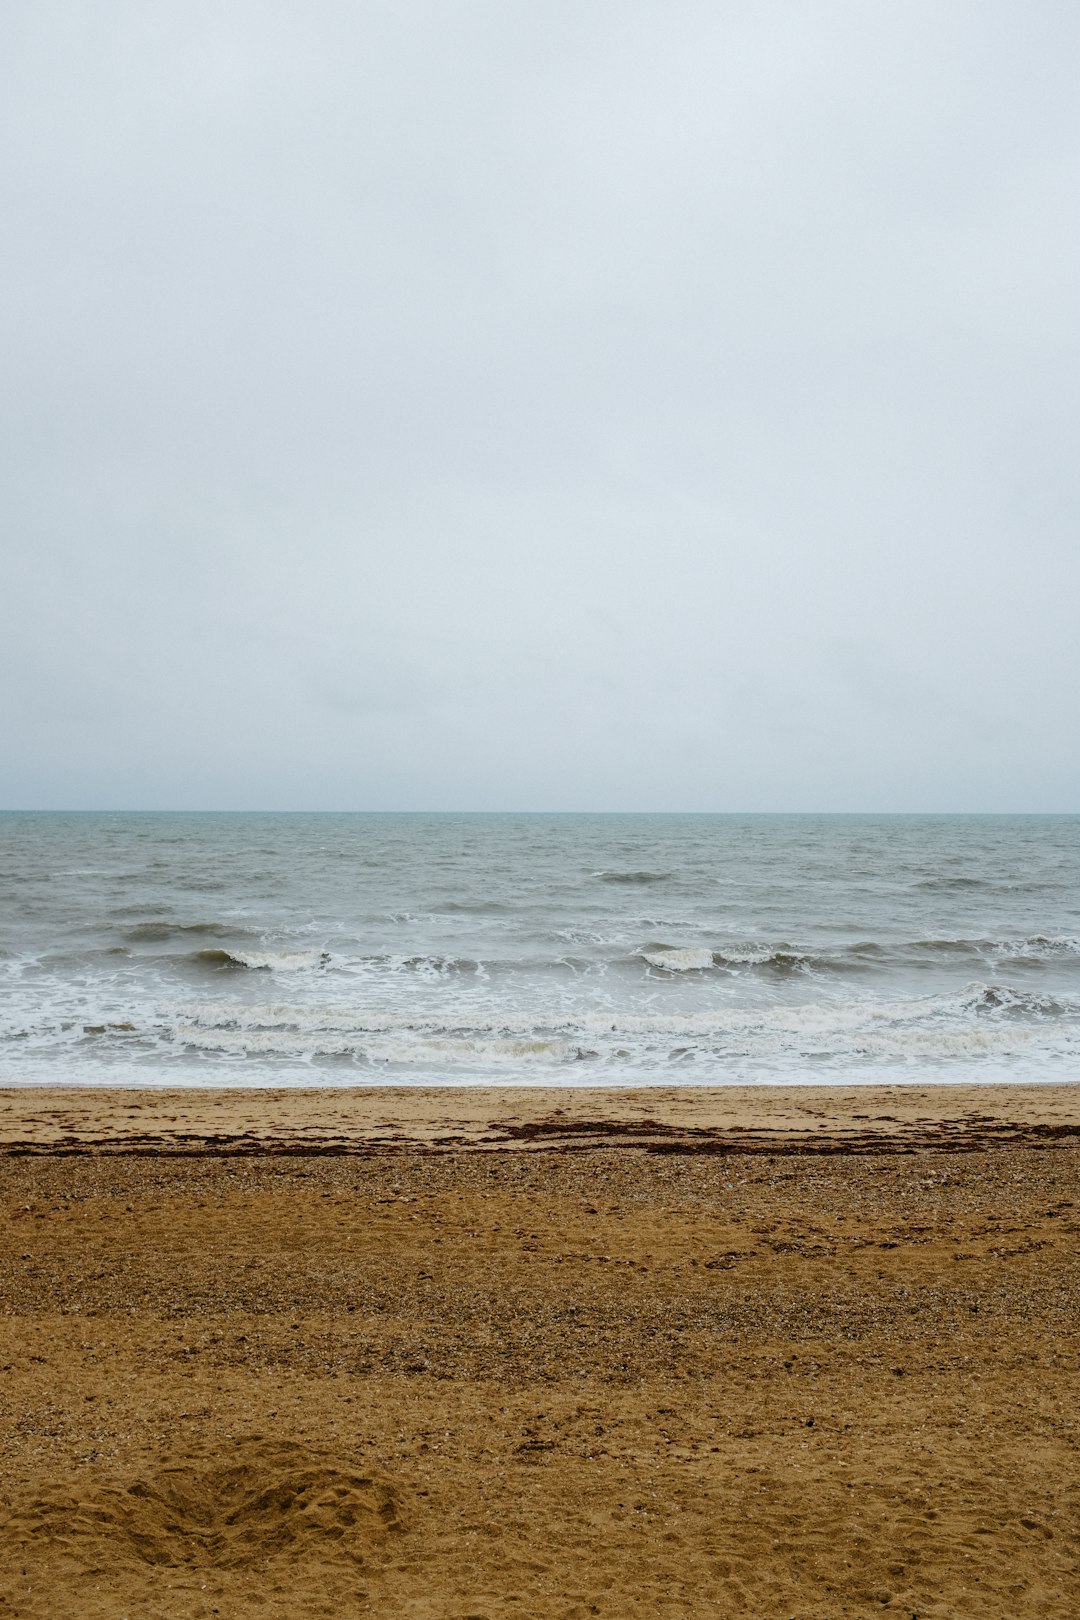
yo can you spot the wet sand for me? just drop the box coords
[1,1083,1077,1617]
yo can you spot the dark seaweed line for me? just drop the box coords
[1,1120,1078,1157]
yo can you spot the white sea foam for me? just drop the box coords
[713,945,778,966]
[126,978,1078,1080]
[992,935,1080,959]
[640,946,715,971]
[228,949,329,972]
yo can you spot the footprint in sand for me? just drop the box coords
[0,1437,409,1571]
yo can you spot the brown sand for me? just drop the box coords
[0,1083,1077,1618]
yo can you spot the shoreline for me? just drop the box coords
[1,1080,1077,1157]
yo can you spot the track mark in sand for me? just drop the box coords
[0,1437,409,1571]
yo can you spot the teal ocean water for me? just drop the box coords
[1,813,1078,1087]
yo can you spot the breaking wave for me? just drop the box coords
[189,948,331,973]
[359,953,484,976]
[639,936,1080,976]
[639,945,715,972]
[713,946,819,973]
[910,935,1080,960]
[638,943,826,974]
[957,983,1064,1017]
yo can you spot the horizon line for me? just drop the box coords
[2,807,1077,818]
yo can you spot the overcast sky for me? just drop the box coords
[2,1,1078,811]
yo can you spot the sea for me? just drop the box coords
[1,812,1078,1088]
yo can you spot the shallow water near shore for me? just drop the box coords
[1,812,1078,1086]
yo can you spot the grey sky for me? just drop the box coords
[2,1,1078,810]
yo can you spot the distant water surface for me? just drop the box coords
[1,813,1078,1086]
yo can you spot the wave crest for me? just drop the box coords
[594,870,669,885]
[957,982,1064,1017]
[190,948,330,973]
[126,921,251,943]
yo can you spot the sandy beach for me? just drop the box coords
[1,1083,1077,1617]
